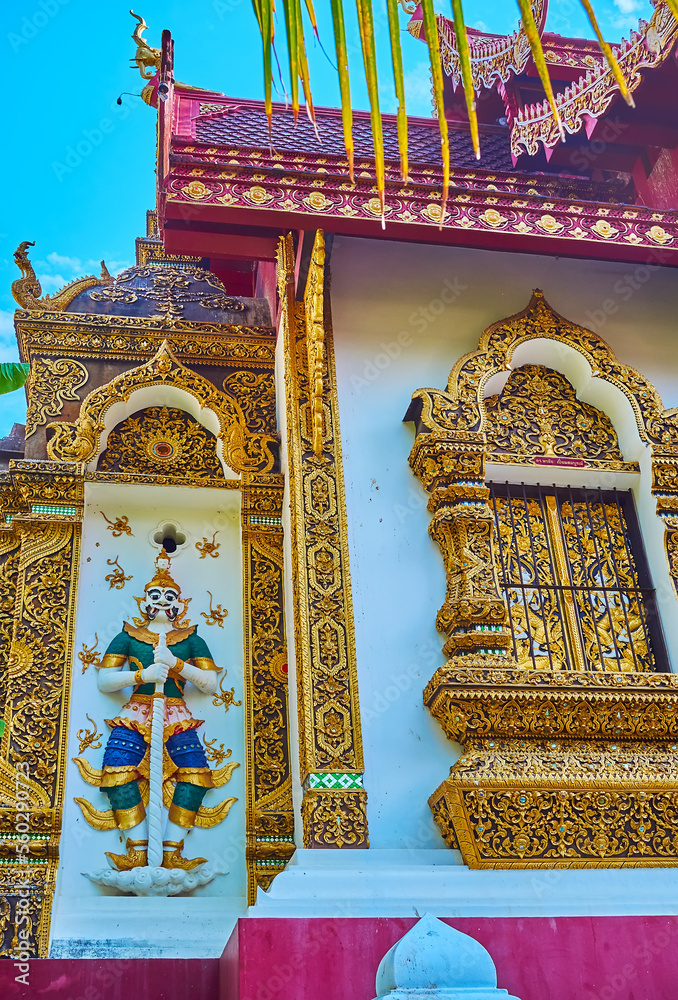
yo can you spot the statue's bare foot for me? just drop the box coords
[105,838,149,871]
[162,839,206,870]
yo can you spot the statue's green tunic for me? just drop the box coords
[100,623,217,829]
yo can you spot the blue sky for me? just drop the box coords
[0,0,653,435]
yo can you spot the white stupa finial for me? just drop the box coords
[373,914,522,1000]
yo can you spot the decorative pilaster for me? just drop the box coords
[0,460,83,957]
[279,231,368,849]
[652,448,678,596]
[409,435,513,659]
[242,474,295,900]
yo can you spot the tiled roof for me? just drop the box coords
[195,103,515,173]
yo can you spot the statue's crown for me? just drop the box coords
[145,548,180,592]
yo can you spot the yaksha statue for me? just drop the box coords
[97,549,220,871]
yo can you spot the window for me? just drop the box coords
[489,484,667,673]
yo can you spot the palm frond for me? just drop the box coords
[0,363,29,396]
[386,0,409,182]
[282,0,300,119]
[294,0,317,128]
[450,0,479,160]
[516,0,564,141]
[421,0,450,225]
[355,0,386,221]
[252,0,274,138]
[251,0,647,218]
[579,0,634,107]
[330,0,355,183]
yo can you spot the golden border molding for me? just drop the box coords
[279,231,368,849]
[242,474,295,899]
[0,462,83,956]
[406,291,678,869]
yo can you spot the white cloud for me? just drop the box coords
[85,258,132,276]
[46,251,82,271]
[31,250,132,296]
[39,273,70,293]
[615,0,642,13]
[404,61,435,118]
[0,309,27,438]
[0,310,18,356]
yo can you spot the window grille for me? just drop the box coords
[489,484,667,673]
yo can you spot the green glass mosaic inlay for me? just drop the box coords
[31,504,77,517]
[305,772,364,791]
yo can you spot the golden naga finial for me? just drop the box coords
[12,241,114,313]
[130,11,161,80]
[12,241,42,308]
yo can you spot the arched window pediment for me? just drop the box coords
[407,291,678,872]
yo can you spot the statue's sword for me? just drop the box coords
[147,632,168,868]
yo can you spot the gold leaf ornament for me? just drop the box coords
[76,715,103,754]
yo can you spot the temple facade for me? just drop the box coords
[3,4,678,998]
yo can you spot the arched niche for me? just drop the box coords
[94,388,234,480]
[406,290,678,670]
[45,340,277,477]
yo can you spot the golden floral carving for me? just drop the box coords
[223,371,277,437]
[511,4,678,156]
[203,736,232,767]
[426,667,678,867]
[300,788,369,848]
[485,365,635,469]
[245,185,272,205]
[76,714,102,754]
[212,671,242,712]
[305,231,326,457]
[0,506,81,954]
[105,556,132,590]
[25,358,89,439]
[242,478,295,898]
[78,634,101,674]
[407,291,678,869]
[16,311,275,363]
[98,406,225,480]
[89,263,244,326]
[100,512,133,537]
[196,533,221,559]
[46,340,277,474]
[201,590,228,627]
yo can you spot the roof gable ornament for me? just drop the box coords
[12,242,112,312]
[130,10,161,80]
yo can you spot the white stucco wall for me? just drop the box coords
[51,482,246,956]
[328,234,678,851]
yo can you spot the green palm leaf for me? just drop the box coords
[330,0,355,183]
[355,0,386,220]
[516,0,564,140]
[450,0,479,160]
[386,0,409,182]
[579,0,634,106]
[421,0,450,225]
[0,363,29,395]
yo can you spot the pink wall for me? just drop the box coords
[222,915,678,1000]
[4,915,678,1000]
